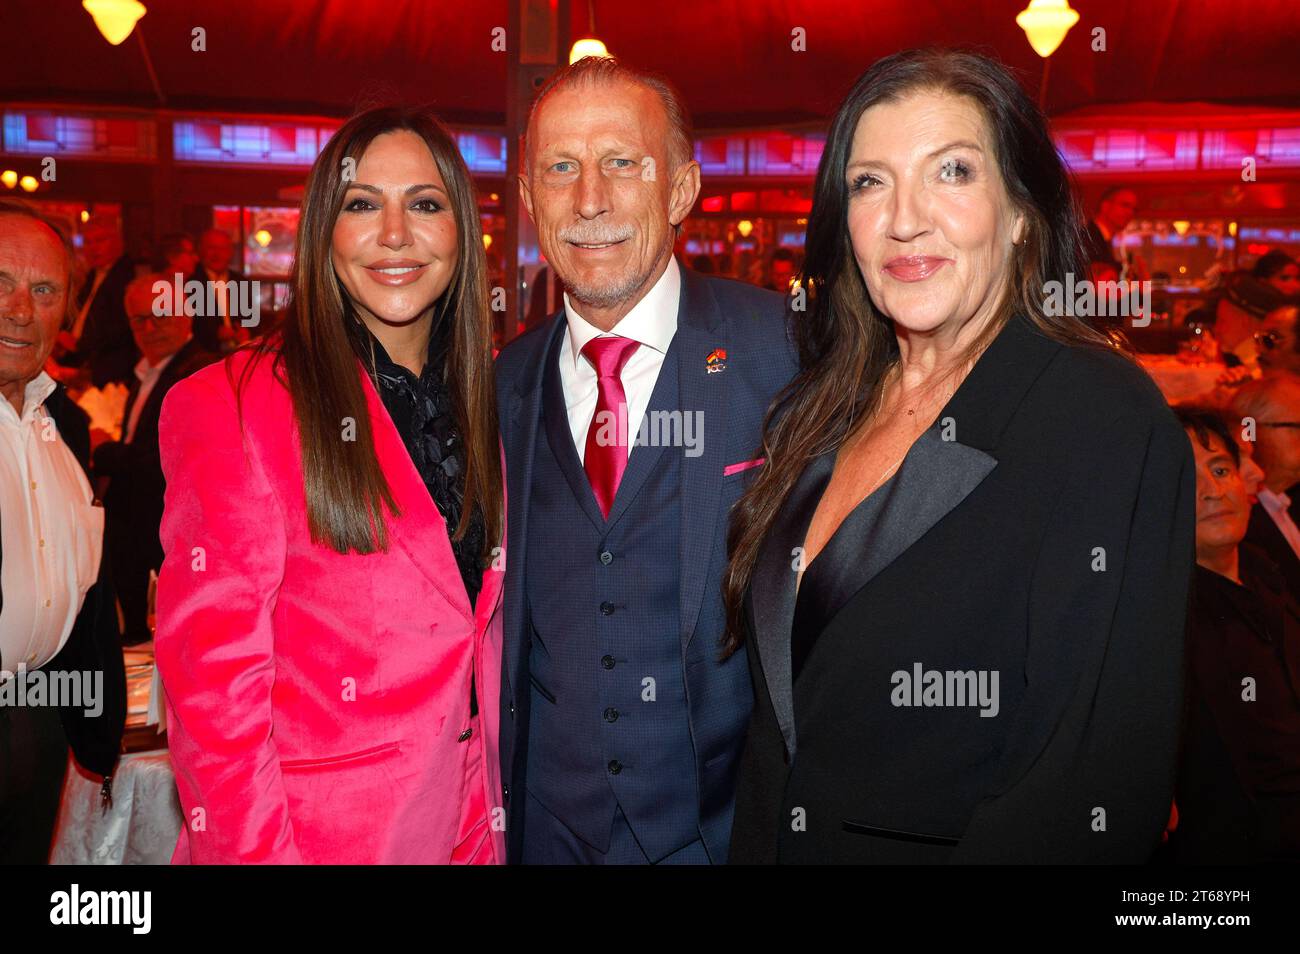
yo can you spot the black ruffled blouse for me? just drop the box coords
[362,323,486,611]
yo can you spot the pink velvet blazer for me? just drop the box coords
[154,348,505,864]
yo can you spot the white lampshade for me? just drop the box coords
[569,37,610,64]
[1016,0,1080,58]
[83,0,147,46]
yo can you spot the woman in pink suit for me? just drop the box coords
[155,105,505,864]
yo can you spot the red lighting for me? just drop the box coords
[730,191,757,212]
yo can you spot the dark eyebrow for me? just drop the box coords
[345,183,448,197]
[847,140,985,174]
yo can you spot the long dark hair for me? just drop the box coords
[237,104,501,557]
[722,48,1117,653]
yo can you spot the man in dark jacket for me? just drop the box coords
[52,215,138,389]
[188,228,251,354]
[1233,373,1300,600]
[93,275,218,643]
[0,201,126,863]
[1172,407,1300,863]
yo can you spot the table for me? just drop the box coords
[49,641,182,864]
[1138,354,1231,404]
[50,749,183,865]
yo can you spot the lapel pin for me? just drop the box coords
[705,348,727,374]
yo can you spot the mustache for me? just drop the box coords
[558,224,635,245]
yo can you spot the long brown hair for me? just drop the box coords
[721,48,1120,654]
[237,105,501,556]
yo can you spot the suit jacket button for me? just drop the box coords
[603,707,619,723]
[599,550,614,565]
[601,655,615,670]
[600,601,615,616]
[458,727,473,742]
[608,760,623,775]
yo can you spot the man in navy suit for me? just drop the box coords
[495,55,797,864]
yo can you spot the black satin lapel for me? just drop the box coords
[796,428,998,650]
[541,332,607,531]
[750,451,836,757]
[602,345,676,528]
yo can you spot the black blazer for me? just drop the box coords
[1083,221,1119,270]
[92,338,219,639]
[59,255,138,388]
[729,314,1196,864]
[0,384,126,779]
[187,265,249,354]
[1244,503,1300,601]
[93,337,219,513]
[1170,548,1300,863]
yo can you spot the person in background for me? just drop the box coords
[157,232,199,280]
[1253,250,1300,300]
[51,214,138,389]
[1087,258,1120,286]
[1216,263,1295,354]
[0,200,126,863]
[1083,186,1144,282]
[188,227,250,354]
[765,247,797,292]
[91,275,218,645]
[1171,406,1300,863]
[1231,372,1300,597]
[1257,305,1300,376]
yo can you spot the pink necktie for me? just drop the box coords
[581,336,641,518]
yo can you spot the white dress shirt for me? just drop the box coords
[559,256,681,463]
[1258,487,1300,560]
[209,269,233,329]
[0,372,103,672]
[124,339,188,445]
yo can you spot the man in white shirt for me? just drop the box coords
[1234,371,1300,599]
[0,201,125,862]
[92,275,216,643]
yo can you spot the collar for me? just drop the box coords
[1259,486,1293,514]
[1094,218,1114,242]
[1,371,57,425]
[134,336,191,382]
[563,255,681,370]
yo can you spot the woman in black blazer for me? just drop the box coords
[723,50,1195,864]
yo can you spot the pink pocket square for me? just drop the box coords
[723,457,765,477]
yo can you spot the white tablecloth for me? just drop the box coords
[1138,355,1230,403]
[50,750,182,865]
